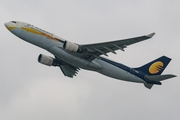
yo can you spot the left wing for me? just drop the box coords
[55,56,80,78]
[59,64,80,78]
[79,33,155,61]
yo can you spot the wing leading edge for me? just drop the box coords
[81,33,155,61]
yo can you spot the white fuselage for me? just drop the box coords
[5,21,145,84]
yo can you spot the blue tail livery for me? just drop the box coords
[134,56,176,89]
[134,56,171,75]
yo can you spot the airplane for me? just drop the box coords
[4,21,176,89]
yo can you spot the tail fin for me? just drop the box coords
[134,56,171,75]
[134,56,176,89]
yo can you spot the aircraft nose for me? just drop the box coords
[4,22,9,28]
[4,21,18,31]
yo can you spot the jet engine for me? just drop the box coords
[38,54,56,66]
[63,41,83,53]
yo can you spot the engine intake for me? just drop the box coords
[63,41,82,53]
[38,54,55,66]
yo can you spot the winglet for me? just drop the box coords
[146,32,155,38]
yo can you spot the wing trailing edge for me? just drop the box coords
[81,32,155,61]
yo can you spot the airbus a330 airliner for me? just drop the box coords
[5,21,176,89]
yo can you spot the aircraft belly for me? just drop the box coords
[96,59,129,80]
[15,29,62,49]
[39,37,63,49]
[48,46,102,70]
[10,28,22,36]
[18,30,42,46]
[125,74,145,83]
[96,59,144,83]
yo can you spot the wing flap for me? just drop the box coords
[59,64,80,78]
[54,56,80,78]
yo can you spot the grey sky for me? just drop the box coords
[1,0,180,120]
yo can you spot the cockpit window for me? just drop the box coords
[12,21,17,23]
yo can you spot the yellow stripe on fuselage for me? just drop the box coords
[7,26,17,31]
[22,27,41,34]
[22,27,59,42]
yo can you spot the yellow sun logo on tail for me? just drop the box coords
[149,61,164,74]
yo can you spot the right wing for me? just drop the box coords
[79,33,155,61]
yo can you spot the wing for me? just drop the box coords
[80,33,155,61]
[55,56,80,78]
[59,64,80,78]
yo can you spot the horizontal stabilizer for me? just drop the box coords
[144,83,153,89]
[144,74,176,89]
[146,74,176,81]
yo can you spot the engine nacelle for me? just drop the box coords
[63,41,81,52]
[38,54,54,66]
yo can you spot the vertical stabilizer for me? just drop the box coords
[134,56,171,75]
[134,56,176,89]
